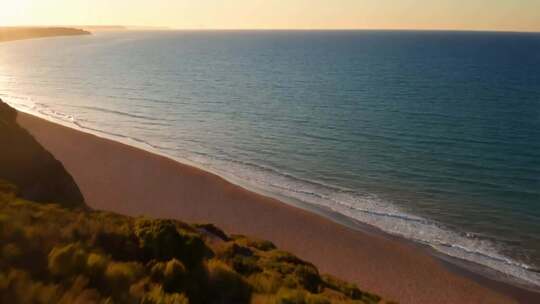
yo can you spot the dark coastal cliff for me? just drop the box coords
[0,100,85,207]
[0,27,90,43]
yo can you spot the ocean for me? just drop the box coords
[1,30,539,287]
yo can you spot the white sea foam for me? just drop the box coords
[192,155,540,288]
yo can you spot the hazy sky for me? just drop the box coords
[2,0,540,32]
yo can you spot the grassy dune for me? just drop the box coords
[0,180,390,304]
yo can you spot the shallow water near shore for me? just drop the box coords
[1,30,539,288]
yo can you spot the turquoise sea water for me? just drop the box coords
[1,31,539,287]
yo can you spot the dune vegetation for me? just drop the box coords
[0,180,390,304]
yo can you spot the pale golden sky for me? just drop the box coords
[2,0,540,32]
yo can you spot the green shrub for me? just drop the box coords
[215,242,261,275]
[321,274,381,303]
[141,285,189,304]
[195,223,230,241]
[93,229,141,261]
[248,271,283,293]
[104,261,144,290]
[1,243,22,264]
[176,230,207,267]
[135,219,184,260]
[207,259,251,303]
[235,236,276,252]
[86,252,109,278]
[150,261,167,281]
[57,276,102,304]
[304,294,331,304]
[269,251,309,266]
[274,288,307,304]
[0,269,60,304]
[0,181,17,202]
[231,255,262,275]
[216,242,254,259]
[163,259,187,292]
[269,288,333,304]
[293,265,322,293]
[135,219,207,267]
[48,243,87,277]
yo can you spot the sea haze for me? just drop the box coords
[1,30,539,287]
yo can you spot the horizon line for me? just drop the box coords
[1,25,539,34]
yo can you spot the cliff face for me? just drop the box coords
[0,100,85,207]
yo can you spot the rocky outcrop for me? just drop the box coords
[0,99,85,208]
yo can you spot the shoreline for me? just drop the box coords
[10,102,540,294]
[14,109,540,303]
[11,100,540,290]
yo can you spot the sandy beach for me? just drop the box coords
[16,111,540,304]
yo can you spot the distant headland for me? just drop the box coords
[0,27,90,43]
[79,25,127,31]
[79,25,170,31]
